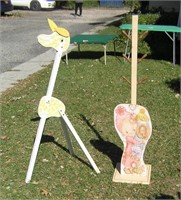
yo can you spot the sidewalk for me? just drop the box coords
[0,8,128,94]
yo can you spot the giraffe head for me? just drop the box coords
[37,18,70,52]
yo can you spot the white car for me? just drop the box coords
[11,0,56,11]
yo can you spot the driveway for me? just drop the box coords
[0,8,128,92]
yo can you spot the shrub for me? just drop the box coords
[122,13,160,24]
[56,0,99,9]
[119,11,178,56]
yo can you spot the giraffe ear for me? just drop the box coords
[48,18,58,32]
[47,18,70,38]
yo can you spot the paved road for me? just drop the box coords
[0,8,128,93]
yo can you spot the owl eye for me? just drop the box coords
[61,39,63,42]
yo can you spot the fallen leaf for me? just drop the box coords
[12,96,21,101]
[40,189,49,196]
[175,93,180,98]
[0,135,9,140]
[32,181,39,185]
[42,159,49,162]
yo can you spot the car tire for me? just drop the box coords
[30,1,41,11]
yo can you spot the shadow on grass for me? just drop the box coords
[148,194,175,199]
[40,134,93,170]
[31,116,40,121]
[79,114,123,169]
[67,51,122,64]
[101,16,124,28]
[30,116,93,170]
[177,192,181,199]
[165,78,180,94]
[68,50,116,58]
[89,22,105,26]
[30,115,121,170]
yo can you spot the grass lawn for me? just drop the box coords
[0,24,180,199]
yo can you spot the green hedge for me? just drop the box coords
[122,13,160,24]
[119,12,179,56]
[56,0,99,9]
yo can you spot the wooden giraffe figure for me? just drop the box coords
[113,15,152,184]
[25,19,100,183]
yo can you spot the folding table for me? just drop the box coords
[120,24,181,64]
[66,34,118,65]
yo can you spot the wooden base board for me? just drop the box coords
[112,163,151,185]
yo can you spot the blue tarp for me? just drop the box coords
[100,0,123,7]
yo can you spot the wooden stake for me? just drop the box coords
[131,15,138,107]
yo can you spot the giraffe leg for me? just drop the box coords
[60,110,100,174]
[25,118,46,183]
[60,117,74,156]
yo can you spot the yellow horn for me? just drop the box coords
[47,18,70,38]
[48,18,57,32]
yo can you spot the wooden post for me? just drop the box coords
[131,15,138,107]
